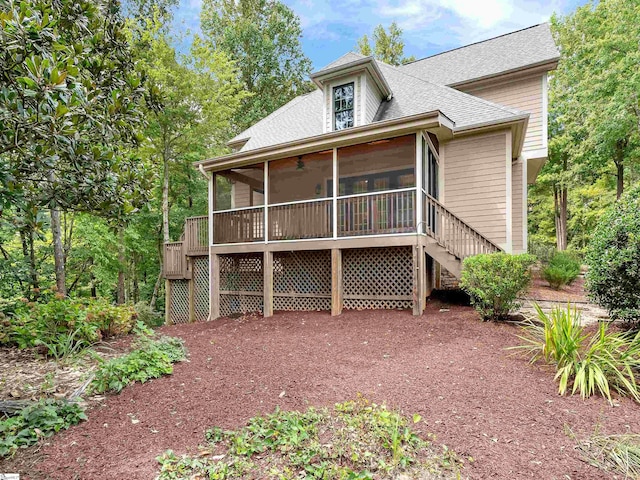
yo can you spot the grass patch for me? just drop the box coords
[157,398,463,479]
[0,400,86,458]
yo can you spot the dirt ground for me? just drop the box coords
[3,300,638,479]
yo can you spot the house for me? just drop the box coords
[163,23,559,323]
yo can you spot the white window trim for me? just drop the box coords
[329,74,360,132]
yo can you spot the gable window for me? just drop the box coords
[333,83,354,130]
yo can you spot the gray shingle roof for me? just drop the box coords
[400,23,559,86]
[228,24,556,154]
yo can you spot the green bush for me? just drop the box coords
[459,253,536,320]
[512,304,640,403]
[0,297,137,358]
[586,185,640,323]
[542,251,582,289]
[134,301,164,328]
[90,335,186,394]
[0,400,87,457]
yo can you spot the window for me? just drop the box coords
[333,83,354,130]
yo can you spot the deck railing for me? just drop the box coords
[423,194,501,259]
[269,198,332,240]
[184,216,209,256]
[164,241,186,278]
[213,206,264,244]
[337,189,416,237]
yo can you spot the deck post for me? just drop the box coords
[263,250,273,317]
[188,271,195,323]
[412,244,424,316]
[164,279,171,325]
[210,253,220,320]
[331,248,343,316]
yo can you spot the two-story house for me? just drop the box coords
[163,23,559,323]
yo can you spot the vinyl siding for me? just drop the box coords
[443,131,508,248]
[512,158,524,253]
[460,75,545,154]
[365,78,381,124]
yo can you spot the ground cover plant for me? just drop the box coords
[0,400,86,458]
[542,251,582,289]
[586,184,640,323]
[156,399,463,479]
[90,329,186,394]
[0,296,137,359]
[512,304,640,403]
[459,253,536,320]
[576,432,640,478]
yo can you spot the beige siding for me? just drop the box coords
[443,131,508,248]
[460,75,545,154]
[512,158,524,253]
[233,182,251,208]
[365,78,381,124]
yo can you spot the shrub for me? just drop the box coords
[542,251,582,289]
[459,253,536,320]
[586,184,640,322]
[512,304,640,403]
[0,297,137,357]
[90,335,186,394]
[0,400,86,458]
[134,301,164,328]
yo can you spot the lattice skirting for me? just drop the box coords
[193,256,209,321]
[273,250,331,311]
[220,253,264,316]
[342,246,413,310]
[168,279,190,324]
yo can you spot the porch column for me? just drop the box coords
[412,244,425,316]
[263,250,273,317]
[416,132,423,235]
[188,270,195,323]
[164,279,171,325]
[210,253,220,320]
[331,248,343,316]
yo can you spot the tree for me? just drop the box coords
[551,0,640,200]
[356,23,415,66]
[0,0,150,295]
[200,0,313,131]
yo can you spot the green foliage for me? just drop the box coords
[157,399,462,479]
[0,297,136,358]
[134,301,164,327]
[460,253,536,320]
[512,304,640,403]
[200,0,313,130]
[542,251,582,289]
[0,400,87,458]
[90,335,186,394]
[586,185,640,322]
[356,23,416,66]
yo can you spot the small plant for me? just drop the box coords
[511,304,640,403]
[90,335,186,394]
[586,184,640,323]
[157,399,462,479]
[134,301,164,328]
[542,251,581,289]
[459,253,536,320]
[576,432,640,478]
[0,400,87,458]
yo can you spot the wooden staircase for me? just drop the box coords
[163,216,208,279]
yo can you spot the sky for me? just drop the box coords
[171,0,588,70]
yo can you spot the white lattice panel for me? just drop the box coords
[273,250,331,311]
[169,280,190,324]
[219,253,264,316]
[193,256,209,321]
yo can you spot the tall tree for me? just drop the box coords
[0,0,150,295]
[356,22,415,66]
[200,0,313,131]
[551,0,640,200]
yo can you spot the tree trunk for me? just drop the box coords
[616,161,624,199]
[90,258,97,298]
[162,147,170,244]
[554,185,568,251]
[117,226,126,304]
[50,208,67,296]
[150,271,163,310]
[28,228,39,297]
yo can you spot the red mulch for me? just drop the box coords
[526,274,588,303]
[5,302,639,479]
